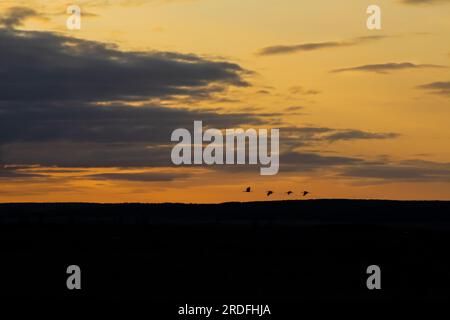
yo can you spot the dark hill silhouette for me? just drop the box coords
[1,200,450,226]
[0,200,450,303]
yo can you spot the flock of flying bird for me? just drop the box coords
[243,187,310,198]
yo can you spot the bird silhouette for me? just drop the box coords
[244,187,251,193]
[266,191,273,196]
[302,191,310,197]
[286,191,293,195]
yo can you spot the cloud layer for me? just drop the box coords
[0,6,41,28]
[0,27,442,189]
[0,29,248,103]
[0,28,259,170]
[417,81,450,96]
[257,36,387,56]
[331,62,446,74]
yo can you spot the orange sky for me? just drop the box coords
[0,0,450,202]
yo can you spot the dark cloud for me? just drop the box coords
[0,100,279,168]
[209,151,364,175]
[0,28,406,184]
[87,172,190,182]
[0,23,268,170]
[417,81,450,96]
[0,165,45,179]
[0,7,40,28]
[1,142,172,168]
[257,36,387,56]
[0,28,263,171]
[331,62,446,74]
[0,123,399,170]
[280,127,399,149]
[0,29,249,103]
[0,101,270,145]
[341,159,450,183]
[280,151,362,172]
[324,130,399,142]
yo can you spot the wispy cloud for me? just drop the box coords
[340,159,450,183]
[87,171,190,182]
[417,81,450,96]
[284,106,304,112]
[331,62,446,74]
[289,86,321,96]
[323,130,399,142]
[400,0,450,5]
[257,36,387,56]
[279,127,400,150]
[0,6,42,28]
[0,165,46,179]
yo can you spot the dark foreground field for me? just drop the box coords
[1,200,450,306]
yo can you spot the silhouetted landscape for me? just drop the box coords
[1,199,450,305]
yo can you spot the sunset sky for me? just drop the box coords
[0,0,449,203]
